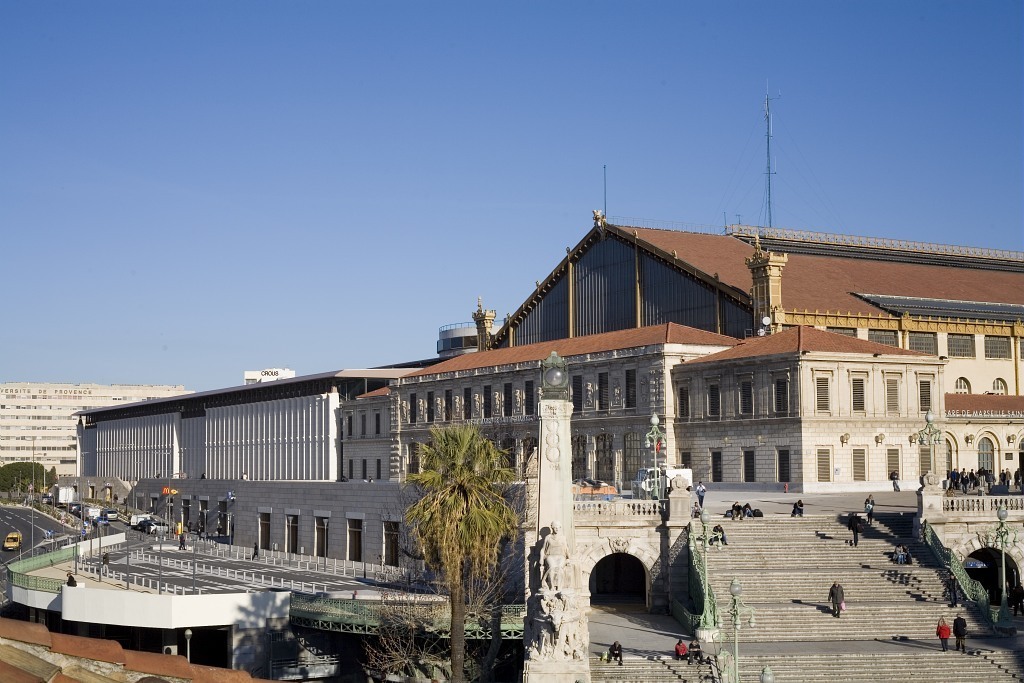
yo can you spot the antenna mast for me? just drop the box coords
[764,87,779,229]
[603,164,607,219]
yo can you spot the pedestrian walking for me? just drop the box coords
[695,482,707,509]
[953,613,968,653]
[947,572,959,607]
[179,533,186,550]
[847,513,862,547]
[890,470,901,492]
[936,617,951,652]
[828,581,845,618]
[251,542,259,561]
[101,552,109,576]
[864,495,875,525]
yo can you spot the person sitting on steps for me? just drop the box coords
[791,499,804,517]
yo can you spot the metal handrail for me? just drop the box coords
[687,521,718,630]
[921,520,996,628]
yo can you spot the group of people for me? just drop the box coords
[947,467,1020,495]
[725,501,757,520]
[936,614,968,653]
[607,637,708,666]
[892,543,912,565]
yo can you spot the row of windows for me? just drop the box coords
[705,446,952,484]
[678,377,790,419]
[825,329,1014,359]
[953,377,1009,395]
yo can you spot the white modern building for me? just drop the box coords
[0,382,190,476]
[243,367,297,384]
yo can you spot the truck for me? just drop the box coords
[52,485,76,508]
[632,466,693,500]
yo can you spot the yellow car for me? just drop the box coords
[3,531,23,551]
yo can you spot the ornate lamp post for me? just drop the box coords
[725,577,757,683]
[644,413,665,500]
[912,410,943,483]
[694,510,721,629]
[992,506,1017,627]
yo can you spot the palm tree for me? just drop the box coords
[405,425,520,683]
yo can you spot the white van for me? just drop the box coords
[633,466,693,500]
[130,514,154,529]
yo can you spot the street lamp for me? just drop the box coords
[184,628,192,662]
[644,413,665,501]
[724,577,757,683]
[693,510,721,629]
[992,506,1016,627]
[912,410,943,484]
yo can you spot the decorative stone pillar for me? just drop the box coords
[523,352,591,683]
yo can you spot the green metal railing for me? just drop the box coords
[687,521,719,631]
[6,545,78,594]
[922,520,996,628]
[289,593,526,640]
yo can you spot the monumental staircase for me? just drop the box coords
[697,511,1024,681]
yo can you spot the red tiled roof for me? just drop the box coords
[122,650,192,679]
[0,620,51,647]
[50,633,124,664]
[945,394,1024,413]
[406,323,738,378]
[356,386,390,399]
[628,228,1024,315]
[686,326,927,364]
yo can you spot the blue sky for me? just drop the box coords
[2,1,1021,392]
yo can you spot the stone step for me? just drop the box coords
[736,651,1024,683]
[590,657,704,682]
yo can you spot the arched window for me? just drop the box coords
[992,378,1008,395]
[955,377,971,394]
[978,437,995,471]
[945,439,954,473]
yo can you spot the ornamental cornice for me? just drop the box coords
[784,309,1019,336]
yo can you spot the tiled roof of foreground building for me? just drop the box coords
[623,226,1024,314]
[684,325,929,364]
[945,393,1024,414]
[404,323,738,378]
[0,618,273,683]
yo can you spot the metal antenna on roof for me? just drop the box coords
[603,164,607,220]
[764,85,780,229]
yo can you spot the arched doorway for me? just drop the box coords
[589,552,646,606]
[965,547,1020,606]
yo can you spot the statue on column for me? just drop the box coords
[526,521,587,662]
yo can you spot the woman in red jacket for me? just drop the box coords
[936,616,952,652]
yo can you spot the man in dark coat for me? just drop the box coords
[953,613,968,653]
[828,581,845,618]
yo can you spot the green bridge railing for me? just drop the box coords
[686,520,719,631]
[5,546,78,594]
[922,520,996,629]
[289,593,526,640]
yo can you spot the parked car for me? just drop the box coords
[130,514,155,530]
[101,509,119,522]
[3,531,22,551]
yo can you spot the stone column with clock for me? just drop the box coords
[523,351,591,682]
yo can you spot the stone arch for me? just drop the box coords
[952,534,1024,604]
[577,537,660,607]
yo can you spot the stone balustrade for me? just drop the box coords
[941,496,1024,515]
[573,499,664,518]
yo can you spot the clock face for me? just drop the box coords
[544,367,566,387]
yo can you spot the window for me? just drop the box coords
[992,379,1008,395]
[375,412,381,435]
[426,392,435,422]
[285,514,299,553]
[815,376,831,413]
[851,377,866,413]
[525,381,535,415]
[444,390,453,421]
[885,377,900,414]
[624,433,643,487]
[597,373,609,410]
[739,379,753,416]
[376,459,382,480]
[625,369,637,408]
[383,521,399,566]
[464,388,473,419]
[955,377,971,394]
[346,414,353,437]
[572,376,583,412]
[777,449,790,483]
[361,459,367,479]
[978,437,995,471]
[711,451,723,482]
[908,332,937,355]
[774,378,789,415]
[947,334,976,358]
[743,450,756,482]
[503,383,513,417]
[919,446,932,477]
[678,451,692,469]
[408,444,420,475]
[919,379,932,413]
[315,517,329,558]
[945,440,954,473]
[985,336,1011,359]
[571,435,587,480]
[708,384,721,418]
[678,385,690,420]
[409,394,418,424]
[816,449,831,482]
[826,327,857,337]
[886,449,900,479]
[360,413,366,436]
[347,519,363,562]
[868,329,898,347]
[348,459,354,480]
[852,448,867,481]
[483,386,492,418]
[594,433,614,482]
